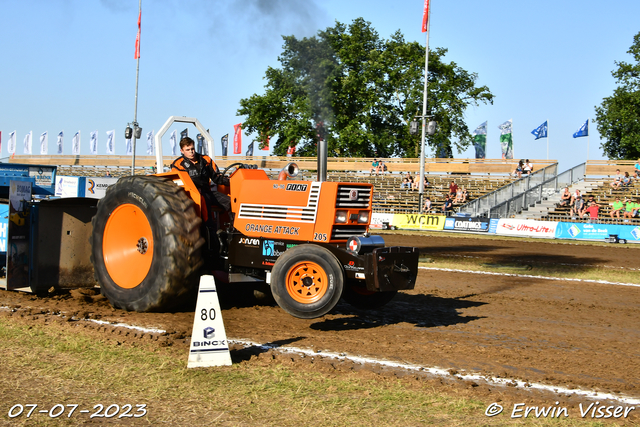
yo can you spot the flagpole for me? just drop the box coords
[131,0,142,175]
[418,1,432,214]
[587,118,590,162]
[547,118,549,160]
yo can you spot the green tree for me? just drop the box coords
[237,18,494,158]
[595,32,640,160]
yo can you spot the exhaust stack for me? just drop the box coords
[318,137,327,182]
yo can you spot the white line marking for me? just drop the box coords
[85,318,166,334]
[230,338,640,405]
[419,266,640,287]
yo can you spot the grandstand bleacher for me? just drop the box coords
[11,155,547,216]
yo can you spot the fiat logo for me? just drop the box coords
[349,189,358,201]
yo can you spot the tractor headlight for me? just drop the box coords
[357,211,369,223]
[335,210,348,223]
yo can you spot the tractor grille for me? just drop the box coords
[238,205,316,221]
[238,182,320,223]
[335,185,372,208]
[331,225,368,240]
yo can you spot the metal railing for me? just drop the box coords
[482,163,586,218]
[457,162,559,217]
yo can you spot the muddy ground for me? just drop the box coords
[1,232,639,417]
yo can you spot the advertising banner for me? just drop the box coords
[0,204,8,254]
[55,176,82,198]
[489,218,500,234]
[495,219,557,238]
[370,213,395,229]
[554,222,640,243]
[444,216,491,232]
[7,181,32,290]
[85,177,118,199]
[29,166,55,187]
[392,214,446,231]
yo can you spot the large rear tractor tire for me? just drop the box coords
[270,244,344,319]
[341,282,397,309]
[90,176,205,312]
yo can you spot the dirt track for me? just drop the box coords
[2,232,640,410]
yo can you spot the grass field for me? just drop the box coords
[0,313,616,426]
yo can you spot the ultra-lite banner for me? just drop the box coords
[391,213,446,230]
[494,218,557,238]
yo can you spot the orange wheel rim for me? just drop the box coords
[286,261,328,304]
[103,203,154,289]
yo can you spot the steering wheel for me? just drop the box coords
[222,162,246,177]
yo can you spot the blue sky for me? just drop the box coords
[1,0,639,171]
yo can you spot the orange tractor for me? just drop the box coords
[90,117,419,318]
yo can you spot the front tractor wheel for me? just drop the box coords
[270,245,344,319]
[91,176,205,312]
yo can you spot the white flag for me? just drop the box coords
[40,131,48,155]
[23,131,33,154]
[146,130,154,155]
[72,131,81,155]
[170,130,177,156]
[90,131,98,155]
[57,131,64,154]
[106,130,115,155]
[7,131,16,154]
[125,138,132,155]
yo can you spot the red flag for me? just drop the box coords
[261,135,269,151]
[421,0,429,33]
[233,123,242,154]
[287,145,296,156]
[134,10,141,59]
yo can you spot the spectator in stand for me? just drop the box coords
[400,172,413,189]
[413,174,430,190]
[622,171,632,187]
[623,198,636,220]
[448,180,459,198]
[584,201,600,223]
[423,196,432,212]
[460,187,469,203]
[370,159,380,175]
[610,169,623,189]
[570,194,585,219]
[513,160,524,178]
[453,187,464,203]
[635,159,640,178]
[523,159,533,175]
[558,187,571,207]
[633,199,640,218]
[441,194,454,214]
[610,197,624,219]
[406,173,415,189]
[378,160,387,174]
[570,189,581,205]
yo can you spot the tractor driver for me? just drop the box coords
[170,137,231,224]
